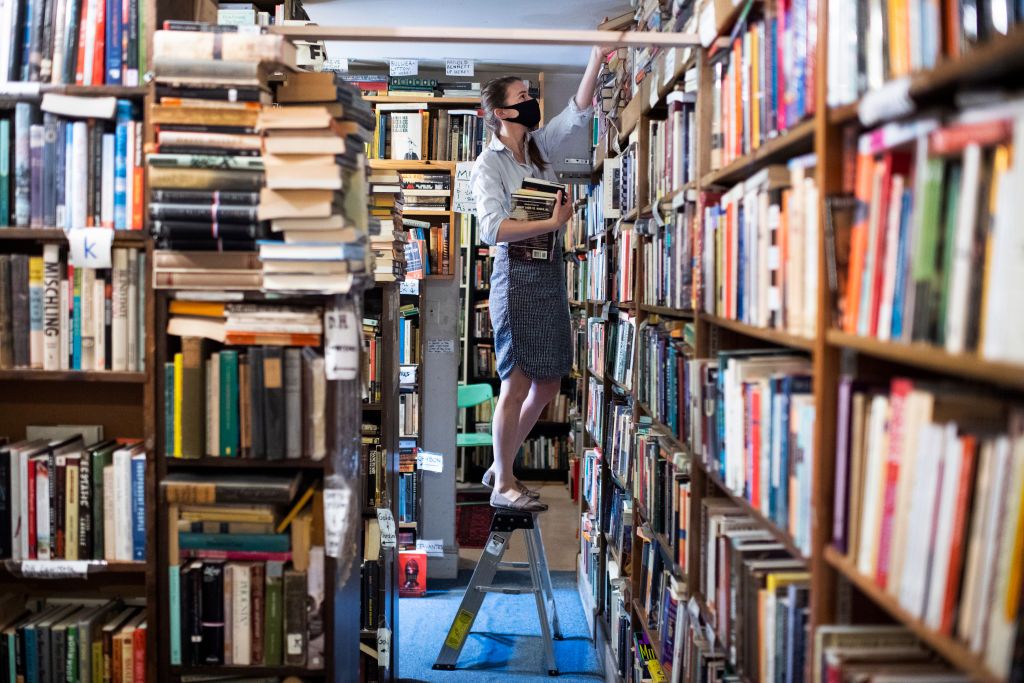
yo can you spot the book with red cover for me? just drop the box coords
[874,377,912,588]
[398,550,427,597]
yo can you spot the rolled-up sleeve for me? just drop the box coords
[471,156,510,246]
[533,97,594,162]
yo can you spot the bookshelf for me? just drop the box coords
[573,4,1024,682]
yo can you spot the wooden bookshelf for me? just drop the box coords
[700,118,816,188]
[164,457,328,470]
[0,228,148,245]
[363,95,480,105]
[368,159,457,171]
[701,314,816,351]
[0,369,148,382]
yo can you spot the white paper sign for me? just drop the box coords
[18,560,92,578]
[376,508,397,549]
[416,450,444,473]
[323,486,353,559]
[663,48,677,86]
[699,2,718,47]
[426,339,455,354]
[324,308,360,380]
[484,534,505,556]
[67,228,113,269]
[399,364,418,385]
[376,627,391,665]
[453,161,476,214]
[399,279,420,295]
[322,57,349,72]
[389,59,418,76]
[416,539,445,557]
[649,61,661,108]
[0,82,40,96]
[445,58,474,77]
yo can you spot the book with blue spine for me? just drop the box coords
[0,119,9,225]
[114,101,131,229]
[178,533,291,553]
[105,0,123,85]
[55,120,67,228]
[72,267,82,369]
[131,452,145,560]
[169,565,182,664]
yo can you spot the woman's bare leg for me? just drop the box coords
[491,368,533,499]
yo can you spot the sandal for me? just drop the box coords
[490,489,548,512]
[482,469,541,499]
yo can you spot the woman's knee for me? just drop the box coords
[532,378,561,405]
[500,369,532,404]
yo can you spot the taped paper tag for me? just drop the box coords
[17,560,92,578]
[399,279,419,295]
[399,364,418,385]
[699,2,717,47]
[324,308,360,380]
[0,81,40,96]
[389,59,417,76]
[416,450,444,473]
[484,534,505,556]
[67,228,113,269]
[426,339,455,354]
[453,161,476,214]
[376,627,391,665]
[663,48,677,86]
[445,58,474,77]
[323,485,353,559]
[376,508,397,549]
[416,539,445,557]
[322,57,349,72]
[649,64,661,108]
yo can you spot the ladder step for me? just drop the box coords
[475,586,540,595]
[497,561,531,569]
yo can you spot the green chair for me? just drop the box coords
[457,383,496,449]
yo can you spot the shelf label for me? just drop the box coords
[454,161,476,214]
[399,279,419,295]
[376,508,397,549]
[376,627,391,665]
[399,364,418,386]
[445,58,474,77]
[416,538,445,557]
[0,82,39,96]
[67,228,113,269]
[663,48,677,86]
[324,308,360,380]
[323,485,354,559]
[322,57,349,73]
[389,59,418,77]
[416,450,444,473]
[17,560,92,578]
[426,339,455,354]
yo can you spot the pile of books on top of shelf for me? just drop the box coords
[340,74,481,99]
[368,171,408,282]
[147,28,296,289]
[257,70,374,293]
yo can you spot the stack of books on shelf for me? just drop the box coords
[4,97,144,230]
[0,0,145,85]
[147,29,293,252]
[636,318,694,441]
[708,1,817,172]
[839,112,1024,363]
[832,377,1024,678]
[385,76,436,98]
[0,599,148,682]
[213,2,296,26]
[638,203,698,310]
[153,250,262,291]
[163,325,327,461]
[394,171,454,277]
[701,157,819,337]
[164,473,325,669]
[1,434,145,562]
[0,245,146,371]
[399,221,450,279]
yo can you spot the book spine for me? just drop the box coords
[113,109,127,229]
[264,562,283,666]
[104,0,121,84]
[130,454,144,560]
[200,561,225,665]
[28,123,42,227]
[284,348,302,459]
[42,114,57,227]
[282,569,306,666]
[0,451,10,559]
[169,565,181,665]
[131,119,143,229]
[41,244,61,370]
[27,255,43,369]
[219,350,239,457]
[78,450,92,559]
[65,460,79,559]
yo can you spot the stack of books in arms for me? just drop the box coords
[4,96,144,230]
[636,319,695,443]
[164,473,326,668]
[163,302,326,461]
[708,0,817,172]
[507,177,564,262]
[368,104,485,162]
[0,431,145,562]
[0,0,144,85]
[146,29,294,253]
[257,79,372,292]
[701,157,819,338]
[0,598,147,683]
[839,111,1024,364]
[0,245,146,371]
[832,376,1024,679]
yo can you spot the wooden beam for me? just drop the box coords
[267,25,701,48]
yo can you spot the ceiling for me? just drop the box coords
[301,0,632,73]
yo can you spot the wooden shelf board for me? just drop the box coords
[693,457,809,564]
[0,369,147,383]
[400,209,451,217]
[701,314,816,351]
[908,24,1024,100]
[823,547,1002,683]
[701,119,815,188]
[828,102,860,126]
[827,330,1024,390]
[608,375,631,394]
[165,457,326,470]
[0,561,147,580]
[0,228,147,245]
[169,665,325,677]
[638,303,694,319]
[368,159,456,171]
[0,85,149,103]
[362,403,384,411]
[364,95,480,105]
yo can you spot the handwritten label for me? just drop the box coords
[416,539,445,557]
[322,57,349,73]
[453,161,476,214]
[399,364,418,386]
[17,560,92,578]
[376,508,397,549]
[445,58,474,77]
[324,308,360,380]
[323,486,353,559]
[67,228,113,269]
[376,628,391,665]
[389,59,418,76]
[416,450,444,473]
[399,279,419,295]
[426,339,455,354]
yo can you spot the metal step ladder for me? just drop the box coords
[432,509,563,676]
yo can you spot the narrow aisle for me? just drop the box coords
[399,482,602,682]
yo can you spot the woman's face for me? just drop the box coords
[495,80,531,122]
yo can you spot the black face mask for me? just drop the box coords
[503,98,542,129]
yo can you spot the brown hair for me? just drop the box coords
[481,76,548,172]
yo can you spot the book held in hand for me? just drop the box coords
[507,177,565,261]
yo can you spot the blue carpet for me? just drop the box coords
[399,569,604,682]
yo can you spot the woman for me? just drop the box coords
[471,46,609,511]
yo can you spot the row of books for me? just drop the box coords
[470,246,494,289]
[586,377,604,443]
[586,317,605,377]
[341,74,480,99]
[398,304,420,364]
[516,434,569,471]
[565,254,588,303]
[5,100,144,230]
[397,470,418,524]
[0,0,145,84]
[362,316,383,404]
[611,225,634,304]
[398,392,420,438]
[0,246,146,372]
[839,111,1023,364]
[832,376,1024,677]
[701,156,819,338]
[403,220,454,278]
[361,430,385,510]
[0,433,144,561]
[605,310,636,391]
[648,89,697,202]
[636,318,694,443]
[637,204,697,311]
[472,343,495,378]
[213,3,295,26]
[587,238,607,302]
[708,0,818,171]
[471,302,493,338]
[0,599,146,683]
[368,104,483,162]
[606,396,634,487]
[634,425,691,572]
[164,338,327,461]
[605,141,639,219]
[606,486,632,563]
